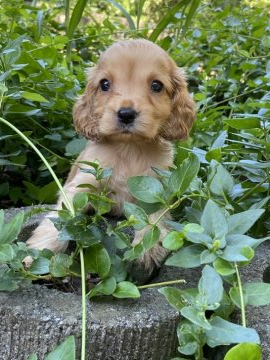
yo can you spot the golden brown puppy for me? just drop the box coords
[26,39,195,272]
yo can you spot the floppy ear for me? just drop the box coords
[73,67,101,141]
[162,67,196,141]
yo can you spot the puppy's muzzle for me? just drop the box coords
[117,107,137,125]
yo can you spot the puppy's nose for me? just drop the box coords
[117,107,137,125]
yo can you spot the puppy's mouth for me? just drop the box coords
[118,123,135,134]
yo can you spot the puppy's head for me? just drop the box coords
[73,39,195,141]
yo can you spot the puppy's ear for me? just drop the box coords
[73,67,101,141]
[162,67,196,141]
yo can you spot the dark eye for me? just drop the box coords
[151,80,163,93]
[100,79,110,91]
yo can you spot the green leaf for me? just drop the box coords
[88,193,113,215]
[199,265,223,305]
[162,231,184,251]
[201,200,228,239]
[113,281,140,299]
[228,209,264,235]
[224,118,261,129]
[127,176,164,203]
[168,153,200,196]
[58,222,102,247]
[181,307,211,330]
[213,258,236,276]
[84,244,111,278]
[176,322,200,355]
[29,257,50,275]
[229,286,247,308]
[215,291,235,319]
[206,317,260,347]
[123,243,144,261]
[201,251,218,265]
[0,210,24,245]
[226,234,263,249]
[45,336,76,360]
[123,202,148,230]
[106,0,136,30]
[183,223,204,234]
[67,0,88,39]
[208,161,234,196]
[0,268,31,291]
[185,231,212,245]
[49,254,73,277]
[143,226,160,250]
[165,244,205,268]
[65,138,87,156]
[88,277,117,298]
[21,91,49,103]
[36,10,44,41]
[224,343,262,360]
[182,0,201,35]
[206,147,222,162]
[109,254,127,282]
[158,287,186,311]
[73,192,88,212]
[221,246,254,262]
[243,282,270,306]
[0,244,14,263]
[149,0,190,42]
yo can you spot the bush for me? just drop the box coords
[0,1,269,359]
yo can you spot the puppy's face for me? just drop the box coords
[73,40,195,141]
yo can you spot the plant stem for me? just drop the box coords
[137,279,186,290]
[152,198,182,227]
[0,117,74,216]
[236,177,268,204]
[65,0,71,68]
[80,248,87,360]
[235,262,246,327]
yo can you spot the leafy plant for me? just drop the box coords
[0,1,269,359]
[123,154,270,359]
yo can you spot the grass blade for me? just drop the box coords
[67,0,88,39]
[149,0,189,42]
[106,0,136,30]
[135,0,147,29]
[182,0,201,35]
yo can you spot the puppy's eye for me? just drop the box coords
[151,80,163,93]
[100,79,110,91]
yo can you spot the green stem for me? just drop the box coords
[65,0,71,68]
[235,262,246,327]
[80,248,87,360]
[0,117,74,216]
[152,198,182,227]
[138,279,186,290]
[236,177,268,204]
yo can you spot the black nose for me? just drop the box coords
[117,107,137,125]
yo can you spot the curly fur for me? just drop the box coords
[26,39,196,272]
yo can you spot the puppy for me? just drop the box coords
[26,39,195,273]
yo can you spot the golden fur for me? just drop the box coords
[26,39,195,271]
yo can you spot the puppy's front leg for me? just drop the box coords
[26,170,98,254]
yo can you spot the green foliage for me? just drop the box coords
[224,343,262,360]
[0,1,269,359]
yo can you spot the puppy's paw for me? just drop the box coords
[26,218,68,253]
[126,259,159,285]
[23,255,34,268]
[127,245,169,285]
